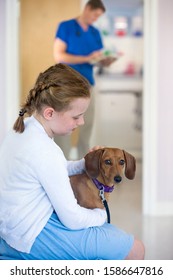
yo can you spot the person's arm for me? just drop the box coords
[67,158,85,176]
[53,38,102,65]
[36,148,106,230]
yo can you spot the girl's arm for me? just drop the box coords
[36,149,106,230]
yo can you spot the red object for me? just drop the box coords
[124,63,135,75]
[116,30,126,37]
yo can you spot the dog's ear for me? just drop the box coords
[84,149,103,178]
[123,150,136,180]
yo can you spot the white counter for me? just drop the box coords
[95,74,143,130]
[96,74,143,95]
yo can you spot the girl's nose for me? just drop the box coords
[78,116,84,126]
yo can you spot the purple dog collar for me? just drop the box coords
[92,178,114,193]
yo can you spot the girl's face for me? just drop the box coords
[48,97,90,137]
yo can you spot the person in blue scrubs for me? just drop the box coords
[53,0,112,159]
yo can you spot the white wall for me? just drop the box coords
[157,0,173,203]
[0,0,7,144]
[143,0,173,215]
[0,0,20,145]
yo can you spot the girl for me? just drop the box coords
[0,63,144,259]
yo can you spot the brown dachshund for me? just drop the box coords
[70,148,136,210]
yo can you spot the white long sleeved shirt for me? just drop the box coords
[0,116,106,253]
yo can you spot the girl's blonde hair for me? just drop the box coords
[13,63,90,133]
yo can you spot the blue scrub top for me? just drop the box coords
[55,19,103,85]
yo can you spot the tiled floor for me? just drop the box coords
[89,91,173,260]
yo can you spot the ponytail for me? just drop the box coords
[13,109,27,133]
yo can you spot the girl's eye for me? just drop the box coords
[73,117,79,120]
[119,159,125,165]
[105,159,112,165]
[73,114,84,120]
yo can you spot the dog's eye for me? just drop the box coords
[119,159,125,165]
[105,159,112,165]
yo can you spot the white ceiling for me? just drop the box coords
[103,0,143,14]
[103,0,143,9]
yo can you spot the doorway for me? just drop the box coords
[90,0,144,239]
[3,0,159,216]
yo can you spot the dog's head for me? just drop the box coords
[84,148,136,186]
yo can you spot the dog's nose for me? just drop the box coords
[114,175,122,183]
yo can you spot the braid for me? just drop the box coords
[13,63,90,133]
[25,88,38,115]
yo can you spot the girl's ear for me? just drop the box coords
[43,107,54,120]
